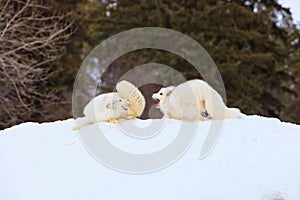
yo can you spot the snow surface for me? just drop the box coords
[0,116,300,200]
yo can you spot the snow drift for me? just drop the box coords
[0,115,300,200]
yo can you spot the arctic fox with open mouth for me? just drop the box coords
[152,79,241,121]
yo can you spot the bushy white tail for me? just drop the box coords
[116,80,145,117]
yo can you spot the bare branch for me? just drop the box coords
[0,0,74,128]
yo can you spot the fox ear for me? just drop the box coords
[166,86,175,95]
[106,103,115,109]
[166,89,173,95]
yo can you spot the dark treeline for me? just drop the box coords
[1,0,299,129]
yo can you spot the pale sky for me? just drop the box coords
[278,0,300,24]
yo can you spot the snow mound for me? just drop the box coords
[0,116,300,200]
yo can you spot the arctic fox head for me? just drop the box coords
[152,86,175,108]
[106,95,129,112]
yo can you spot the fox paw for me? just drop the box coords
[73,126,80,131]
[127,115,136,120]
[108,118,117,123]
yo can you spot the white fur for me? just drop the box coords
[116,80,145,118]
[152,79,241,121]
[73,93,129,130]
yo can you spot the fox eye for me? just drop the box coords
[119,99,122,102]
[160,93,163,95]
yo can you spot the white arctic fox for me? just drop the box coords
[152,79,241,121]
[116,80,146,119]
[73,93,129,130]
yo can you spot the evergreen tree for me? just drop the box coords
[92,0,300,123]
[40,0,107,121]
[5,0,298,127]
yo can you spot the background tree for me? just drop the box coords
[1,0,299,128]
[45,0,107,120]
[91,0,300,123]
[0,0,73,128]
